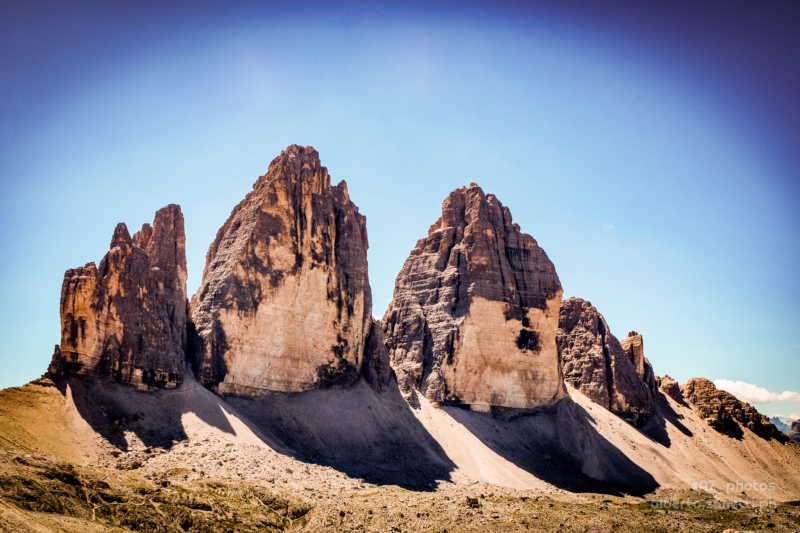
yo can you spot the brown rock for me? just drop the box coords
[556,298,654,422]
[681,378,785,439]
[657,375,686,405]
[47,205,188,390]
[790,420,800,445]
[189,145,373,395]
[381,184,566,410]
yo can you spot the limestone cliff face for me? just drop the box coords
[190,145,374,395]
[681,378,785,440]
[47,205,188,390]
[556,298,655,422]
[381,183,566,411]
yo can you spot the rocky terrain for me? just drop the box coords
[556,298,656,423]
[791,420,800,445]
[681,378,785,440]
[189,145,380,395]
[657,375,687,406]
[381,183,565,411]
[46,205,188,390]
[1,377,800,532]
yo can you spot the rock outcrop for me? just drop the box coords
[556,298,655,422]
[790,420,800,445]
[681,378,785,440]
[190,145,375,395]
[47,205,188,390]
[381,183,566,411]
[657,375,686,405]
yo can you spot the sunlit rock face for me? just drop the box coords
[556,298,656,422]
[189,145,375,395]
[381,183,566,411]
[681,378,785,439]
[47,205,188,390]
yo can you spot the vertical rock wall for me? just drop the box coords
[190,145,376,395]
[47,205,188,390]
[556,298,655,422]
[382,184,565,410]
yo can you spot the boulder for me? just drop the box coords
[381,183,566,410]
[189,145,375,395]
[556,298,655,422]
[681,378,785,439]
[47,205,188,390]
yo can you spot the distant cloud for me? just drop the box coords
[602,224,615,230]
[714,379,800,404]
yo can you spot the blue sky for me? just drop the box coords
[1,0,798,416]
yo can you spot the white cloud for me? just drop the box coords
[714,379,800,404]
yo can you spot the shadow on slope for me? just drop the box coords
[443,398,660,496]
[226,380,456,491]
[638,393,694,448]
[55,372,287,453]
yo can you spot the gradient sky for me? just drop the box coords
[2,0,798,416]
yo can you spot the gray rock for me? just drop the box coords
[382,183,566,410]
[189,145,374,395]
[556,298,655,423]
[681,378,785,440]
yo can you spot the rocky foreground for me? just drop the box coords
[1,375,800,532]
[3,446,799,533]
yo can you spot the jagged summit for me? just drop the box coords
[47,204,188,390]
[382,183,566,410]
[557,297,657,423]
[189,145,388,395]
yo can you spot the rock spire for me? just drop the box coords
[189,145,380,395]
[381,183,566,411]
[556,298,656,422]
[47,205,188,390]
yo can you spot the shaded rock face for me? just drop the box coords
[790,420,800,445]
[681,378,785,440]
[381,183,566,411]
[361,320,394,393]
[556,298,655,422]
[47,205,188,390]
[657,375,686,406]
[190,145,373,395]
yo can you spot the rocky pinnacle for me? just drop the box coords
[189,145,387,395]
[381,183,566,410]
[47,205,188,390]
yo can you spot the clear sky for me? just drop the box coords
[1,0,798,417]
